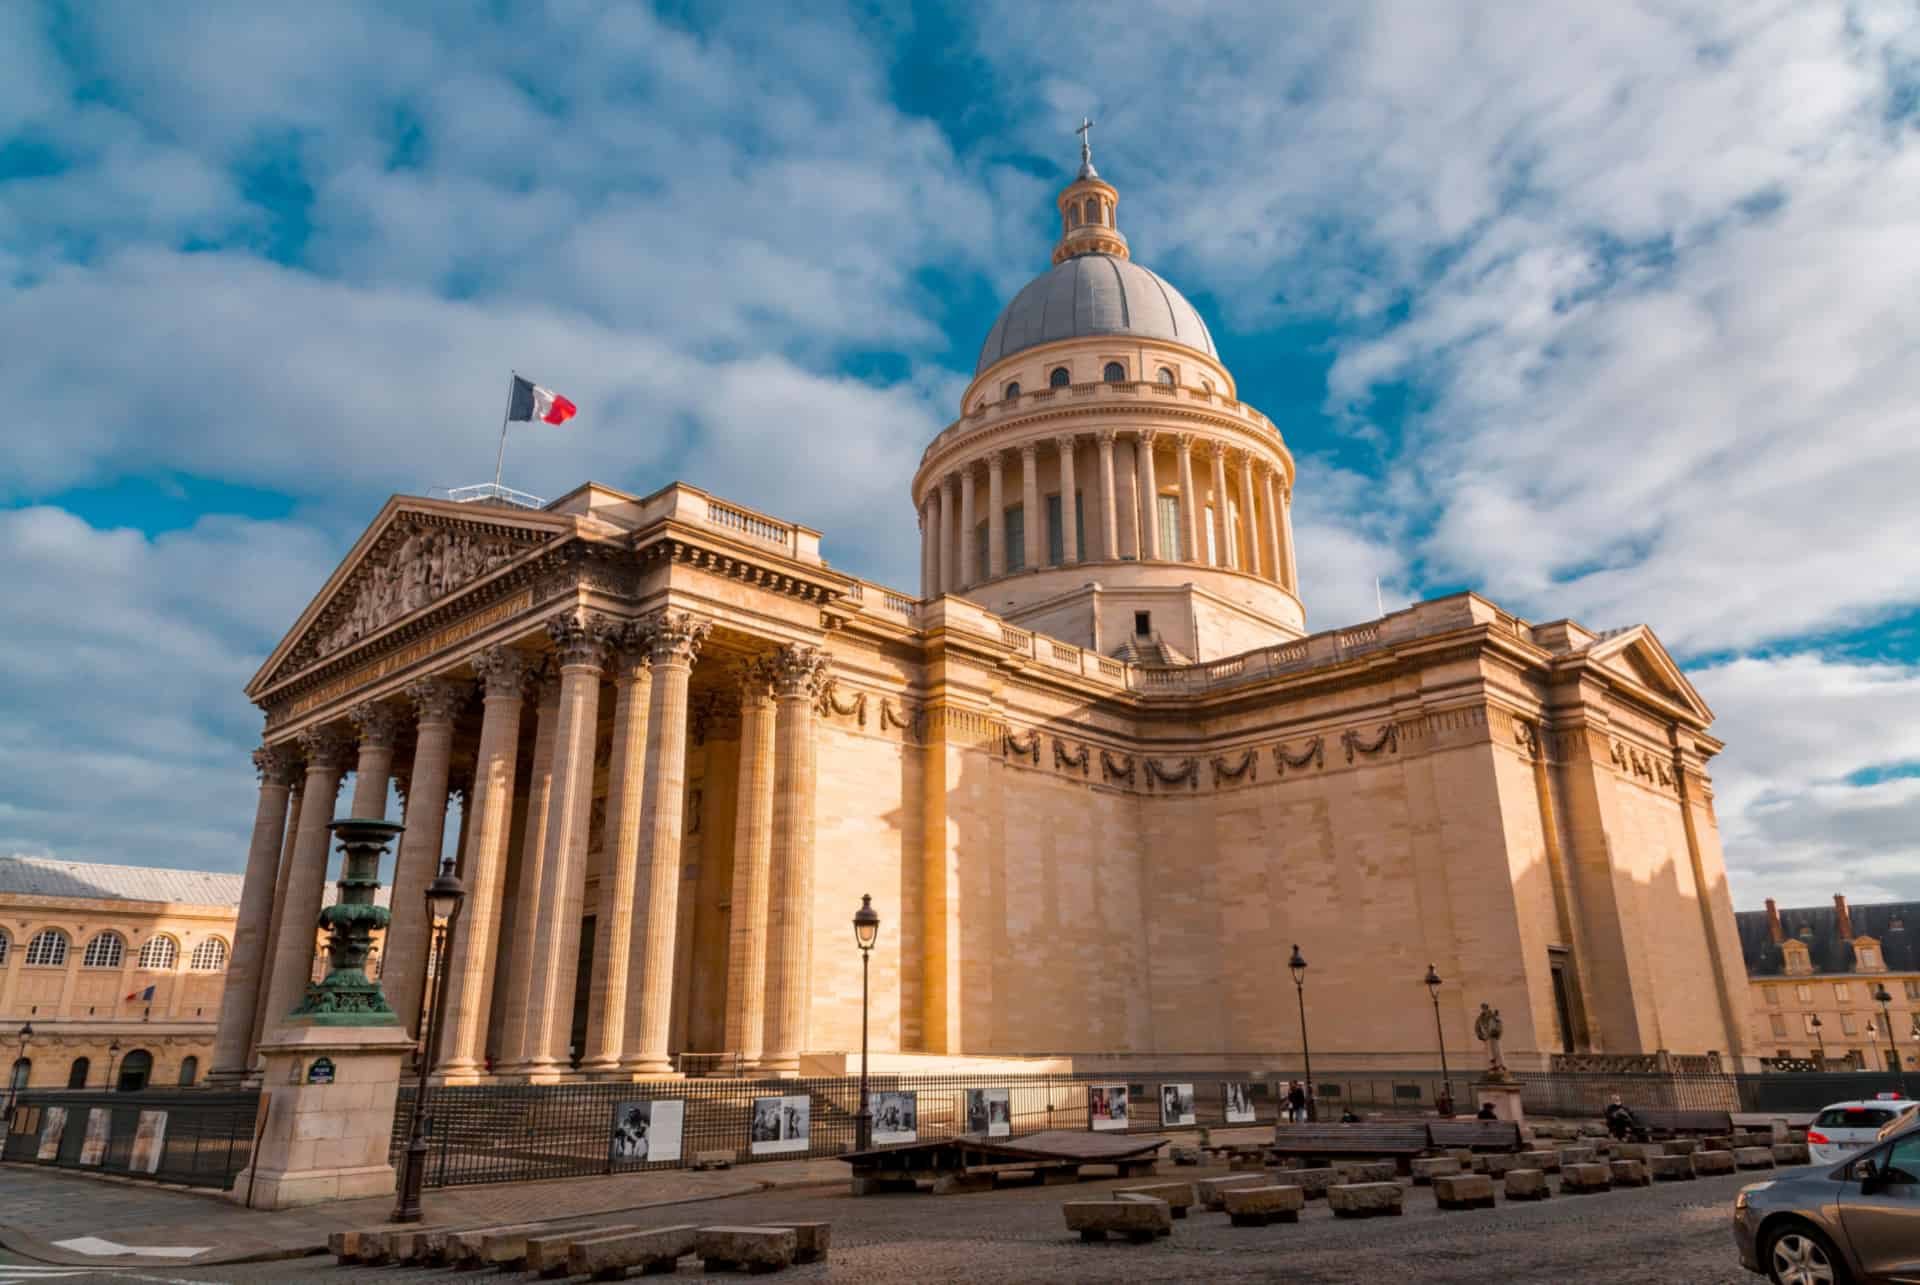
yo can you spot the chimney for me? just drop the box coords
[1834,894,1853,940]
[1765,898,1783,943]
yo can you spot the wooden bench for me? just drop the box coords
[1268,1123,1430,1174]
[1632,1108,1733,1139]
[1428,1120,1523,1152]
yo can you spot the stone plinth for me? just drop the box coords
[1609,1158,1651,1187]
[1663,1138,1700,1157]
[1433,1172,1496,1210]
[1410,1156,1460,1185]
[1328,1182,1404,1218]
[1517,1148,1559,1172]
[1504,1168,1551,1200]
[1224,1184,1304,1226]
[1648,1154,1694,1181]
[1733,1147,1776,1171]
[1116,1182,1195,1217]
[226,1023,412,1210]
[1473,1080,1525,1126]
[1197,1173,1268,1210]
[1063,1200,1169,1243]
[1557,1146,1597,1167]
[1561,1162,1611,1193]
[1691,1149,1735,1176]
[1334,1160,1397,1184]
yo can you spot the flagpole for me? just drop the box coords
[492,370,516,493]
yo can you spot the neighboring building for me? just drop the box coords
[1737,895,1920,1070]
[1,856,241,1096]
[209,140,1756,1087]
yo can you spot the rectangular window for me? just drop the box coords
[1134,611,1151,637]
[1834,983,1850,1002]
[1157,493,1182,561]
[1841,1013,1857,1035]
[1005,504,1025,573]
[1905,980,1919,1001]
[1762,985,1779,1007]
[1803,1013,1820,1034]
[1769,1014,1788,1038]
[1796,984,1813,1004]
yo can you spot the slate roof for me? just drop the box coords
[0,855,243,908]
[976,253,1217,374]
[1736,899,1920,976]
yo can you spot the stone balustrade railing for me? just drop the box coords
[920,378,1284,465]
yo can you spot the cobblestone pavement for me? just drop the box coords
[173,1166,1763,1284]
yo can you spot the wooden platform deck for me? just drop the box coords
[839,1130,1167,1195]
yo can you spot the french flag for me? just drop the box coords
[125,984,156,1002]
[508,375,577,426]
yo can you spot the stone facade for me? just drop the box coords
[1739,894,1919,1069]
[215,153,1756,1082]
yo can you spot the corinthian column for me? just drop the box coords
[986,451,1006,578]
[507,611,614,1079]
[258,729,352,1034]
[582,628,652,1073]
[249,778,303,1058]
[1096,431,1119,560]
[496,673,561,1067]
[384,677,462,1041]
[723,660,776,1065]
[760,644,830,1074]
[920,495,938,600]
[1057,435,1079,564]
[1208,441,1232,568]
[622,611,712,1076]
[346,700,402,819]
[1021,443,1042,570]
[1176,435,1200,564]
[436,645,530,1080]
[1237,451,1263,578]
[1135,430,1161,560]
[940,475,958,595]
[208,744,300,1085]
[958,468,976,589]
[1261,469,1284,585]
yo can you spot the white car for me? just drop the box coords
[1805,1095,1919,1166]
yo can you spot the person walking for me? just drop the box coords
[1286,1080,1308,1123]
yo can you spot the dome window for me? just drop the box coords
[1049,367,1071,388]
[1103,362,1126,382]
[1067,206,1081,229]
[1083,197,1099,226]
[1004,381,1021,400]
[1157,366,1175,385]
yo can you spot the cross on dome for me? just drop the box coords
[1076,116,1098,179]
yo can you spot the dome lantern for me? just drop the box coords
[1053,118,1129,266]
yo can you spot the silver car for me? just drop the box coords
[1735,1121,1920,1283]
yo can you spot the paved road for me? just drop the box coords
[110,1168,1766,1284]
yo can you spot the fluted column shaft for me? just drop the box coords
[1020,444,1042,570]
[258,731,352,1034]
[436,646,529,1078]
[1057,435,1078,564]
[1176,435,1201,564]
[761,645,828,1073]
[920,497,937,599]
[1096,432,1119,560]
[1280,484,1300,590]
[208,746,299,1083]
[958,469,977,589]
[1237,453,1263,578]
[347,701,401,819]
[1208,443,1233,568]
[622,613,712,1075]
[249,781,303,1058]
[1262,470,1286,587]
[384,679,461,1042]
[583,641,652,1072]
[722,663,777,1064]
[986,452,1006,578]
[495,675,561,1065]
[1135,430,1161,560]
[940,476,958,595]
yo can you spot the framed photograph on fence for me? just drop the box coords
[749,1094,811,1155]
[35,1106,67,1161]
[871,1091,917,1145]
[1223,1081,1255,1124]
[1159,1083,1196,1127]
[965,1087,1011,1138]
[609,1099,685,1166]
[1088,1083,1129,1131]
[78,1108,110,1166]
[129,1110,169,1174]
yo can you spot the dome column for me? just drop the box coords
[940,475,958,595]
[1135,430,1162,560]
[958,467,977,590]
[1095,432,1120,561]
[1262,468,1285,587]
[919,498,935,600]
[1056,435,1079,564]
[1208,442,1233,568]
[1237,451,1264,579]
[1280,481,1300,591]
[1020,444,1043,570]
[1175,435,1201,564]
[987,452,1007,578]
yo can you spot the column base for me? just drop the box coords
[622,1060,682,1080]
[757,1054,800,1077]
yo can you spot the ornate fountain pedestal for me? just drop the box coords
[229,819,414,1210]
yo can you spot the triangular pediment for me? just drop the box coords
[247,496,572,698]
[1586,625,1714,725]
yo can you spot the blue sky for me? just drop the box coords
[3,1,1918,908]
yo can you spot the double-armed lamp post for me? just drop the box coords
[853,895,881,1153]
[1289,945,1315,1122]
[392,856,467,1225]
[1424,964,1455,1117]
[1873,985,1900,1073]
[1810,1014,1825,1066]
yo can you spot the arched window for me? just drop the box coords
[1157,366,1175,385]
[1049,367,1071,388]
[1201,378,1215,394]
[1103,362,1126,382]
[24,930,67,968]
[138,936,177,971]
[190,938,228,972]
[0,929,9,967]
[116,1049,152,1092]
[66,1057,90,1089]
[82,933,125,969]
[178,1056,199,1087]
[1083,197,1099,225]
[1003,381,1020,400]
[1067,205,1081,229]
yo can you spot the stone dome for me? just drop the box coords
[974,253,1217,376]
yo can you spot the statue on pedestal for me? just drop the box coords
[1474,1003,1513,1082]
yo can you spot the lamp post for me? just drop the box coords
[106,1039,122,1093]
[1874,985,1900,1073]
[5,1022,30,1117]
[1810,1014,1825,1067]
[1289,945,1315,1123]
[853,895,880,1153]
[1424,965,1454,1117]
[392,856,466,1225]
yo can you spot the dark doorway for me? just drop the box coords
[116,1048,152,1092]
[66,1057,89,1089]
[568,917,595,1070]
[1549,960,1577,1053]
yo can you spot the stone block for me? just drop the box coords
[1732,1130,1770,1148]
[1273,1166,1339,1199]
[762,1222,831,1265]
[1223,1184,1305,1227]
[567,1225,701,1279]
[1560,1162,1611,1193]
[1334,1160,1397,1184]
[1610,1142,1654,1161]
[1433,1172,1496,1210]
[1196,1173,1269,1210]
[1410,1156,1461,1185]
[527,1226,624,1277]
[327,1230,366,1264]
[1557,1146,1596,1167]
[692,1150,734,1171]
[1114,1193,1175,1234]
[1328,1182,1404,1218]
[1519,1149,1560,1172]
[696,1225,798,1273]
[1230,1153,1267,1172]
[1701,1135,1734,1152]
[1692,1150,1736,1176]
[473,1221,610,1270]
[1663,1139,1700,1157]
[1447,1147,1477,1164]
[1504,1169,1551,1201]
[388,1225,456,1263]
[1772,1142,1810,1165]
[1062,1200,1170,1244]
[1648,1154,1694,1182]
[1171,1145,1202,1166]
[1116,1182,1195,1218]
[1734,1147,1776,1171]
[1482,1154,1527,1177]
[1608,1158,1650,1188]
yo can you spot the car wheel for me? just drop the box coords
[1762,1222,1851,1285]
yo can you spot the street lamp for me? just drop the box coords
[106,1039,122,1092]
[1424,965,1454,1118]
[5,1022,30,1117]
[1873,985,1900,1073]
[853,895,881,1152]
[1810,1015,1825,1067]
[393,856,465,1225]
[1289,945,1315,1123]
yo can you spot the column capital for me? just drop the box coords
[348,700,404,750]
[987,449,1007,473]
[645,610,713,667]
[607,626,654,682]
[1096,428,1118,447]
[941,472,959,496]
[736,655,777,707]
[1207,439,1229,460]
[1171,431,1195,452]
[406,675,465,725]
[296,727,355,772]
[546,609,617,670]
[1137,427,1160,446]
[769,643,830,699]
[472,643,533,699]
[1018,441,1040,461]
[1054,432,1078,453]
[253,744,302,787]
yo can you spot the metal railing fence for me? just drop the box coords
[3,1089,260,1190]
